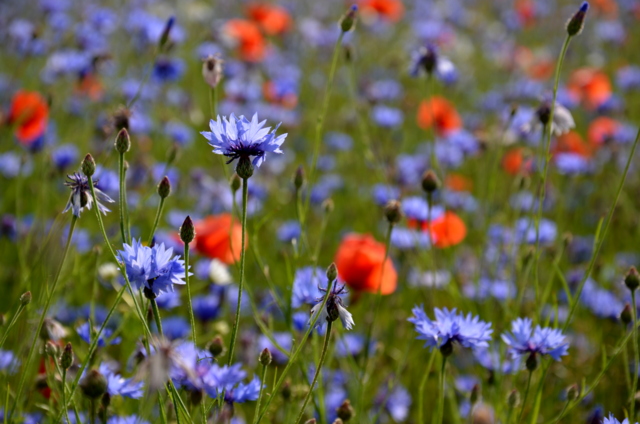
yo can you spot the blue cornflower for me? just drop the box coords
[76,322,121,347]
[160,316,190,340]
[0,349,19,373]
[473,345,521,374]
[192,293,221,322]
[51,144,79,170]
[200,113,287,169]
[408,306,493,355]
[107,416,149,424]
[117,239,188,299]
[292,267,325,308]
[63,172,114,217]
[99,363,144,399]
[257,333,292,364]
[501,318,569,370]
[224,376,261,404]
[202,363,262,403]
[603,414,639,424]
[309,284,355,331]
[277,220,301,243]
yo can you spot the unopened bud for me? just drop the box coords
[101,392,111,409]
[202,55,224,88]
[339,5,358,32]
[180,216,195,244]
[562,232,573,246]
[384,200,403,224]
[322,198,334,214]
[259,348,272,366]
[45,341,59,358]
[281,379,292,401]
[230,173,241,192]
[80,369,108,399]
[507,389,520,408]
[470,384,481,405]
[61,342,73,370]
[208,336,225,357]
[158,16,175,50]
[566,2,589,37]
[81,154,96,177]
[625,266,640,292]
[294,166,305,190]
[621,304,633,325]
[336,399,354,421]
[566,384,579,401]
[115,128,131,154]
[421,170,440,193]
[158,176,171,199]
[326,263,338,282]
[20,291,31,306]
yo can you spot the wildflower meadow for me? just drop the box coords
[2,0,640,423]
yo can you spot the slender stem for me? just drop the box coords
[227,178,248,365]
[255,279,334,423]
[118,152,130,244]
[252,364,269,424]
[506,405,513,424]
[0,303,26,349]
[62,369,72,424]
[632,290,639,419]
[9,216,77,420]
[418,349,438,423]
[425,74,440,173]
[295,321,333,424]
[518,371,533,423]
[148,197,166,245]
[562,128,640,331]
[437,355,447,424]
[553,401,570,424]
[184,242,197,346]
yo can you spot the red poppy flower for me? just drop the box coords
[567,68,612,110]
[445,173,473,192]
[7,90,49,145]
[222,19,267,62]
[194,214,245,264]
[246,3,292,35]
[76,73,104,101]
[502,147,532,176]
[358,0,405,23]
[427,211,466,248]
[334,233,397,295]
[587,116,619,147]
[417,96,462,136]
[555,131,592,157]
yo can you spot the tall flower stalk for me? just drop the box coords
[115,128,131,244]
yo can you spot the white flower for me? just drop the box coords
[521,101,575,136]
[209,259,232,285]
[308,284,354,331]
[202,55,224,88]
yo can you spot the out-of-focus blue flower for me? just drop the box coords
[63,173,114,217]
[99,363,144,399]
[502,318,569,361]
[77,322,121,347]
[117,239,188,298]
[335,333,373,358]
[156,290,181,310]
[366,79,403,101]
[463,278,515,301]
[514,218,557,245]
[0,152,32,179]
[617,66,640,91]
[580,278,623,320]
[107,415,150,424]
[257,333,292,364]
[376,384,412,422]
[391,227,430,250]
[325,132,353,151]
[443,191,478,212]
[371,184,400,206]
[160,316,190,340]
[603,413,638,424]
[277,221,301,243]
[93,166,120,198]
[192,293,221,322]
[224,376,261,404]
[402,196,444,222]
[409,306,493,351]
[595,20,626,44]
[201,113,287,168]
[555,153,592,175]
[52,144,79,170]
[152,57,185,83]
[165,121,193,146]
[292,267,325,308]
[473,345,521,374]
[0,349,19,373]
[310,174,343,204]
[371,105,404,128]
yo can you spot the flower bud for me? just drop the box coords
[81,153,96,177]
[158,176,171,199]
[112,108,130,131]
[236,157,254,179]
[61,342,73,370]
[202,55,224,88]
[621,304,633,325]
[189,388,204,406]
[230,173,242,192]
[507,389,520,408]
[101,392,111,409]
[326,263,338,282]
[336,399,354,421]
[294,165,305,190]
[115,128,131,154]
[180,216,195,244]
[470,384,480,405]
[322,198,334,214]
[384,200,403,224]
[339,5,358,32]
[208,336,225,358]
[525,353,538,372]
[566,2,589,37]
[158,16,175,51]
[80,369,108,399]
[421,170,441,193]
[566,384,579,401]
[20,291,31,306]
[45,341,59,358]
[625,266,640,292]
[259,348,272,366]
[536,103,551,126]
[281,379,292,401]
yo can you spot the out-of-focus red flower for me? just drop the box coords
[263,81,298,109]
[515,0,536,28]
[7,90,49,145]
[445,173,473,192]
[588,116,619,147]
[222,19,267,62]
[194,214,245,264]
[76,73,104,101]
[358,0,405,23]
[246,3,292,35]
[555,131,592,157]
[417,96,462,136]
[427,211,467,248]
[567,68,612,110]
[502,147,532,176]
[335,233,397,295]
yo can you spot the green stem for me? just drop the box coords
[9,216,77,420]
[148,197,166,245]
[90,399,96,424]
[252,364,269,424]
[295,321,333,424]
[0,303,26,349]
[632,290,639,420]
[437,355,447,424]
[553,401,570,424]
[118,152,130,244]
[227,177,248,365]
[425,74,440,173]
[184,242,197,346]
[62,368,72,424]
[255,279,334,424]
[418,349,438,423]
[518,371,533,423]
